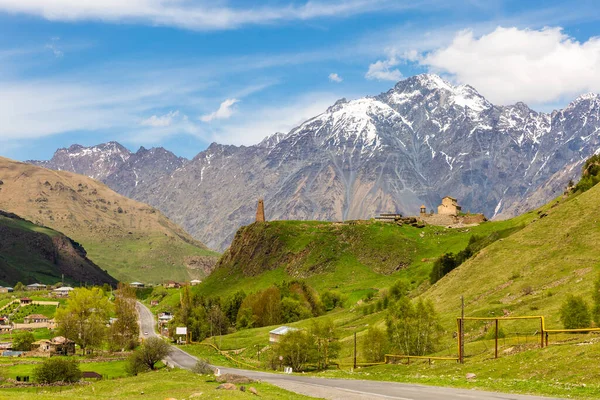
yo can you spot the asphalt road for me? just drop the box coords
[136,302,561,400]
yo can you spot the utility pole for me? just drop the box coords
[353,332,357,370]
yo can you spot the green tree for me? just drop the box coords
[281,297,312,323]
[223,290,246,326]
[593,274,600,326]
[33,358,81,384]
[12,331,35,351]
[361,326,389,362]
[386,298,442,356]
[128,337,171,373]
[311,319,341,370]
[276,330,317,372]
[321,290,343,311]
[560,295,591,329]
[13,282,24,292]
[208,305,229,336]
[110,283,139,351]
[55,287,112,354]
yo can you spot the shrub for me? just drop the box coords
[192,359,215,375]
[33,358,81,384]
[560,295,591,329]
[321,290,343,311]
[12,331,35,351]
[386,298,442,356]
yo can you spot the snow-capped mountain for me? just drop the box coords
[30,74,600,250]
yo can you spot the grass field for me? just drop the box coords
[1,367,316,399]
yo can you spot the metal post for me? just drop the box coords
[353,332,357,370]
[495,319,499,359]
[545,332,549,347]
[460,296,465,363]
[540,318,544,348]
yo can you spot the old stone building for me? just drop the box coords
[437,196,462,216]
[256,199,265,222]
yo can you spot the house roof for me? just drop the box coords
[52,336,74,344]
[20,297,31,301]
[190,279,202,283]
[53,286,74,291]
[269,326,297,335]
[130,282,144,285]
[442,196,457,201]
[27,283,47,287]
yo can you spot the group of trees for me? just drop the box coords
[126,337,171,375]
[170,280,326,341]
[271,319,341,371]
[54,284,139,354]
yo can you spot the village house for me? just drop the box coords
[0,286,13,293]
[24,314,48,324]
[163,281,181,289]
[26,283,47,291]
[53,286,74,297]
[269,326,298,343]
[150,300,159,306]
[33,336,76,356]
[437,196,462,216]
[130,282,145,288]
[190,279,202,286]
[19,298,32,306]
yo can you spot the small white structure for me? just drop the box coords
[269,326,298,343]
[53,286,74,297]
[190,279,202,286]
[26,283,47,291]
[130,282,145,288]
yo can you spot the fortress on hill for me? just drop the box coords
[376,196,486,227]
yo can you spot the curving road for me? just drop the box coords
[136,302,561,400]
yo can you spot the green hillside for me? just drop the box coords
[0,210,117,286]
[202,217,531,300]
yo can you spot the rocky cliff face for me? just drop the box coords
[30,74,600,250]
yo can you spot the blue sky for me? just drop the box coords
[1,0,600,161]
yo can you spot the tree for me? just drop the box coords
[593,274,600,326]
[33,358,81,384]
[13,282,24,292]
[276,330,317,372]
[311,319,341,370]
[361,326,389,362]
[12,331,35,351]
[110,283,139,351]
[223,290,246,326]
[321,290,343,311]
[281,297,312,323]
[560,295,591,329]
[208,305,229,336]
[127,337,171,374]
[386,298,442,356]
[55,287,112,354]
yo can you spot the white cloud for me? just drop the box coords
[45,37,63,58]
[0,0,419,31]
[420,27,600,105]
[200,98,239,122]
[140,110,180,127]
[208,92,341,146]
[328,73,343,83]
[365,56,403,81]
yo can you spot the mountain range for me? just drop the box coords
[30,74,600,251]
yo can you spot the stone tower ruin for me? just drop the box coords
[256,199,265,222]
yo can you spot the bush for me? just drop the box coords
[12,331,35,351]
[33,358,81,384]
[560,295,591,329]
[386,298,442,356]
[276,330,317,372]
[192,359,215,375]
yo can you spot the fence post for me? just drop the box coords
[353,332,357,370]
[540,318,544,348]
[495,318,499,359]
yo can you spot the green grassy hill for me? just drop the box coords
[0,210,117,286]
[202,217,530,300]
[0,157,219,284]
